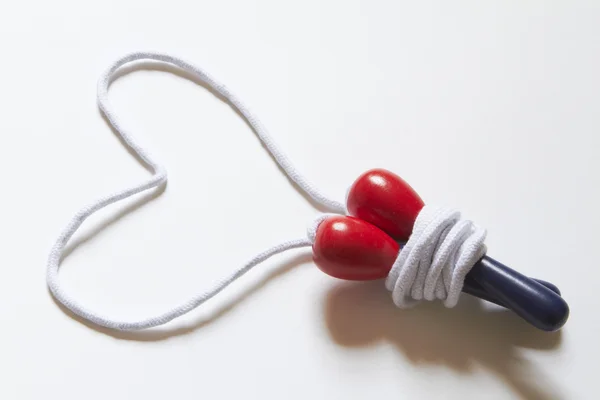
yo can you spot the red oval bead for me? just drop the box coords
[346,168,424,241]
[312,215,399,280]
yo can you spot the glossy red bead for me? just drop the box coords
[312,215,399,280]
[346,168,424,241]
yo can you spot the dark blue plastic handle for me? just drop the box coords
[463,255,569,331]
[463,276,559,308]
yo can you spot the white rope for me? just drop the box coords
[385,205,487,308]
[46,52,342,331]
[47,51,488,331]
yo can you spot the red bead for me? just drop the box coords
[346,168,424,241]
[312,215,399,280]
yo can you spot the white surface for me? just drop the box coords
[1,1,598,399]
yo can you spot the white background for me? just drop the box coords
[1,1,598,399]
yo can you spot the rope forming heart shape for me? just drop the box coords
[47,52,569,332]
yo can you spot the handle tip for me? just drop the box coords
[469,255,569,332]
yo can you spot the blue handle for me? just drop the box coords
[463,275,560,309]
[465,255,569,331]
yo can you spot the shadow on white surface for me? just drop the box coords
[325,281,564,400]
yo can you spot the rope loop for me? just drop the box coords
[47,52,342,331]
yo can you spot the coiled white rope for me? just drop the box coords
[385,205,487,308]
[47,51,486,331]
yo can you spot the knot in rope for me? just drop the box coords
[386,205,487,308]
